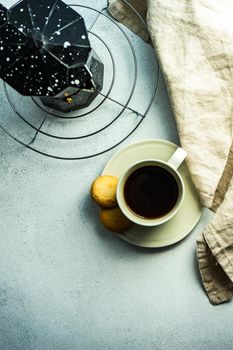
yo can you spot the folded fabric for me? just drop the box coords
[108,0,233,304]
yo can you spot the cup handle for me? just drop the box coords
[167,147,187,170]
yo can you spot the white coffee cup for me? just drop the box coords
[116,147,187,227]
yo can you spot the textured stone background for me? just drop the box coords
[0,1,232,349]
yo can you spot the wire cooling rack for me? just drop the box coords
[0,0,159,160]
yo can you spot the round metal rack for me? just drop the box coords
[0,0,159,160]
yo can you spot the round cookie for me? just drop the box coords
[100,207,133,233]
[91,175,118,208]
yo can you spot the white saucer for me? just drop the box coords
[102,139,203,248]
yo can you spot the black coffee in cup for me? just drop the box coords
[123,165,179,219]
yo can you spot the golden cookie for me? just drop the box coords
[91,175,118,208]
[100,207,133,233]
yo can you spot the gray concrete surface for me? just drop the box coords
[0,1,232,349]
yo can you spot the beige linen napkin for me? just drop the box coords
[108,0,233,304]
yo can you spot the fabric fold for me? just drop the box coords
[108,0,149,42]
[196,236,233,304]
[108,0,233,304]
